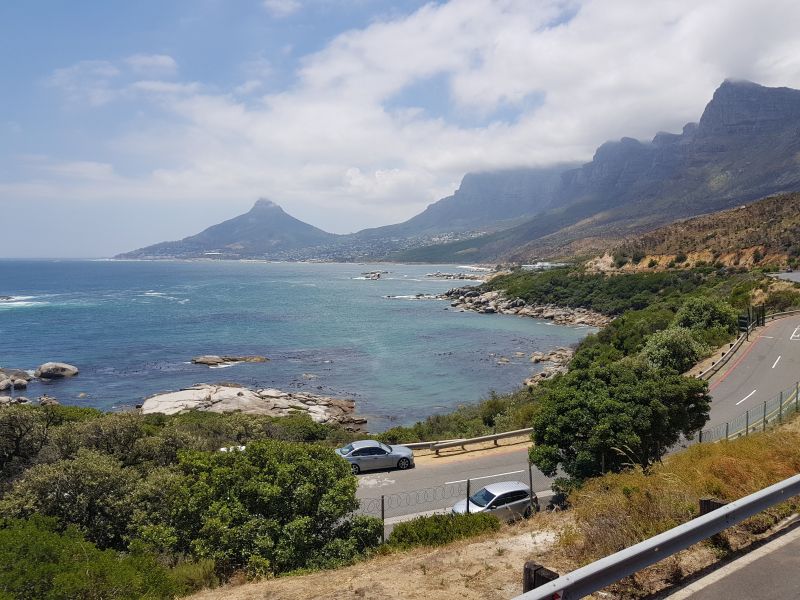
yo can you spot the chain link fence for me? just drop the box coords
[694,381,800,443]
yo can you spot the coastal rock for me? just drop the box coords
[0,369,33,382]
[0,380,11,392]
[11,379,27,390]
[191,355,269,367]
[34,362,79,379]
[38,394,59,406]
[140,383,365,431]
[0,396,12,406]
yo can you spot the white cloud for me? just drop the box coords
[263,0,301,18]
[125,54,178,75]
[18,0,800,250]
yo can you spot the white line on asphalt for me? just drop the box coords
[772,355,782,369]
[791,326,800,341]
[736,390,757,406]
[761,336,775,339]
[444,469,525,485]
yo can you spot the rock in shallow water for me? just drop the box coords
[191,355,269,366]
[34,362,79,379]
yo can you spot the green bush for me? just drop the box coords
[640,327,708,373]
[387,513,500,549]
[672,296,737,334]
[131,439,382,576]
[0,517,176,600]
[169,559,219,594]
[529,359,709,481]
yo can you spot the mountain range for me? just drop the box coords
[119,80,800,263]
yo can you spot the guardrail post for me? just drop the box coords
[779,391,784,423]
[528,462,535,512]
[381,495,385,544]
[796,382,799,413]
[763,401,767,431]
[725,422,729,441]
[698,429,703,443]
[523,562,560,593]
[745,410,749,435]
[466,478,471,515]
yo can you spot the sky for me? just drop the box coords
[3,0,800,258]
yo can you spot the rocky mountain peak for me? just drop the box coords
[251,198,283,212]
[697,79,800,136]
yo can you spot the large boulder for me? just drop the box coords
[11,379,27,390]
[34,362,79,379]
[0,379,11,392]
[0,369,33,382]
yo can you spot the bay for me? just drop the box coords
[0,260,591,430]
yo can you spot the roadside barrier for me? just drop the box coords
[696,381,800,443]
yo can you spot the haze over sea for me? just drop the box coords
[0,260,591,430]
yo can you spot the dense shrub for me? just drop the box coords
[131,439,382,576]
[640,327,708,373]
[0,517,177,600]
[672,296,737,334]
[387,513,500,549]
[529,359,710,481]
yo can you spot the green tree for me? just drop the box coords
[0,517,176,600]
[133,439,381,576]
[672,296,737,334]
[0,449,141,549]
[640,327,708,373]
[529,360,709,481]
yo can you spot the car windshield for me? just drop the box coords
[379,442,392,453]
[469,488,496,507]
[339,444,354,455]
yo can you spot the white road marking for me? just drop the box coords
[358,475,396,489]
[760,336,775,339]
[736,390,757,406]
[791,326,800,341]
[445,469,525,485]
[772,355,782,369]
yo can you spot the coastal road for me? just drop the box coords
[359,315,800,521]
[665,522,800,599]
[707,316,800,427]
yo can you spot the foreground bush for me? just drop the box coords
[0,517,176,600]
[567,426,800,563]
[387,513,501,549]
[640,327,708,373]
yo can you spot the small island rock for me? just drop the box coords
[35,362,79,379]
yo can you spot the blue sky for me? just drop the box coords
[2,0,800,257]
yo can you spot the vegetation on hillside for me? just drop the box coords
[609,192,800,270]
[0,407,381,597]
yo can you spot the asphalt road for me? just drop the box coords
[666,522,800,599]
[356,315,800,520]
[708,316,800,427]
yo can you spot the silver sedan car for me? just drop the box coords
[451,480,538,521]
[336,440,415,474]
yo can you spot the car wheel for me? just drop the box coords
[523,505,533,519]
[397,457,411,470]
[351,463,360,475]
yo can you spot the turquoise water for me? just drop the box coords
[0,260,591,430]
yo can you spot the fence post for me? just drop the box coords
[725,422,729,441]
[779,391,784,423]
[763,401,767,431]
[528,462,535,512]
[699,429,703,443]
[745,410,749,436]
[466,478,471,515]
[796,382,799,413]
[381,495,385,544]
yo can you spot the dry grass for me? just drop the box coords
[186,421,800,600]
[187,515,567,600]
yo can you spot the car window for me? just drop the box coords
[504,490,529,504]
[469,488,496,507]
[339,444,354,455]
[373,446,388,455]
[490,493,510,507]
[379,442,392,453]
[351,448,371,456]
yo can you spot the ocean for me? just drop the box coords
[0,260,591,430]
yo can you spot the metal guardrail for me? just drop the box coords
[404,438,464,450]
[697,308,800,380]
[514,472,800,600]
[432,428,533,454]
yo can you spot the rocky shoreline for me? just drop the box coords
[524,347,574,387]
[139,383,367,431]
[0,362,79,406]
[441,287,612,327]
